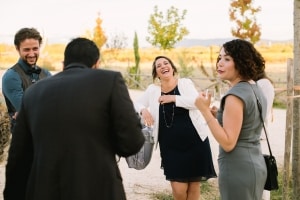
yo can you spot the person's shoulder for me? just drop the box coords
[2,68,19,80]
[89,69,124,82]
[235,81,251,89]
[179,77,192,82]
[257,78,270,84]
[144,83,159,92]
[38,66,52,76]
[257,78,273,88]
[178,77,194,86]
[229,82,252,97]
[95,68,122,77]
[148,83,158,88]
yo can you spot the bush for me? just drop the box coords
[0,96,11,163]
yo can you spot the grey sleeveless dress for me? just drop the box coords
[216,82,267,200]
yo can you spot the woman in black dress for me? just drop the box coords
[135,56,217,200]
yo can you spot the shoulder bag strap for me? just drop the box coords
[249,83,273,156]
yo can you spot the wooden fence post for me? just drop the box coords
[282,58,293,200]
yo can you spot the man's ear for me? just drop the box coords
[15,46,20,52]
[92,59,101,69]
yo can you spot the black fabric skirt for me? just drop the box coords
[158,90,217,182]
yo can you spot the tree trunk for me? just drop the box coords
[283,59,293,200]
[292,0,300,199]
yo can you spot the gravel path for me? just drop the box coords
[119,90,287,199]
[0,90,287,200]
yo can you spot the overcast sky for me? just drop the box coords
[0,0,293,47]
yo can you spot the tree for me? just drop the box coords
[133,32,140,72]
[93,13,107,50]
[292,1,300,199]
[127,32,141,89]
[146,5,189,50]
[229,0,261,44]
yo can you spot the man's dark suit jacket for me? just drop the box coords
[4,64,145,200]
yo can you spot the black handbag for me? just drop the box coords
[251,84,279,191]
[263,154,279,190]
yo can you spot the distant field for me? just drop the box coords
[0,42,293,70]
[0,42,292,107]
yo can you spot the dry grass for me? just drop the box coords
[0,42,293,70]
[0,42,293,199]
[0,42,292,107]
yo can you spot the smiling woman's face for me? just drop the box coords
[154,58,174,79]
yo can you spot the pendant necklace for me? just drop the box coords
[161,89,176,128]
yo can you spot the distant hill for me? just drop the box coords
[0,34,293,48]
[175,38,293,47]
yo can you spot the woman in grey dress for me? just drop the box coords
[195,39,268,200]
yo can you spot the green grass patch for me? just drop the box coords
[151,180,220,200]
[151,192,173,200]
[273,98,287,109]
[271,168,293,200]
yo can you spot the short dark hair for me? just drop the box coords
[217,39,265,81]
[63,37,100,68]
[151,56,178,81]
[14,27,42,49]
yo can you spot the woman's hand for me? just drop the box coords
[158,95,175,104]
[195,91,211,112]
[210,106,218,118]
[140,108,154,126]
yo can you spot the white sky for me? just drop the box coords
[0,0,293,47]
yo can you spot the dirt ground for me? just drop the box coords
[118,90,288,200]
[0,90,287,200]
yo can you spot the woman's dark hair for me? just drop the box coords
[63,37,100,68]
[151,56,178,81]
[217,39,265,81]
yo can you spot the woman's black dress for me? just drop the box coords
[158,86,217,182]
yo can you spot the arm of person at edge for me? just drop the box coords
[45,69,52,76]
[2,69,24,115]
[195,92,243,152]
[135,84,157,127]
[2,68,52,119]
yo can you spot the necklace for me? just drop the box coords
[161,89,176,128]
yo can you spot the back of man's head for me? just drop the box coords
[63,37,100,68]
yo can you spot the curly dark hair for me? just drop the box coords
[151,56,178,81]
[14,27,43,49]
[217,39,265,81]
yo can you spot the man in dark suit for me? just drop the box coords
[4,37,145,200]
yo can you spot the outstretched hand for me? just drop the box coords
[195,91,211,112]
[210,106,218,118]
